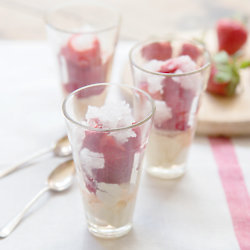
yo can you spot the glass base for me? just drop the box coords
[147,164,186,179]
[88,222,132,239]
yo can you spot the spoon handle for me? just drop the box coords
[0,186,50,238]
[0,147,54,178]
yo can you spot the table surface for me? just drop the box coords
[0,40,250,250]
[0,1,250,249]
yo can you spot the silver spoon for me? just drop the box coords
[0,135,72,178]
[0,159,75,238]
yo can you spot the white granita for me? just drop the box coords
[169,56,201,91]
[80,148,105,176]
[154,100,172,126]
[142,56,201,93]
[144,60,165,94]
[71,34,97,51]
[144,59,164,72]
[85,100,136,144]
[110,129,136,144]
[176,56,197,72]
[147,75,164,94]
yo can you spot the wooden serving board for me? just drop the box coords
[122,64,250,136]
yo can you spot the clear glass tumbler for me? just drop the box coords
[62,83,155,238]
[130,37,211,179]
[45,2,120,97]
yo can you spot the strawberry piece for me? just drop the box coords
[94,135,132,184]
[63,82,80,94]
[59,34,110,96]
[141,56,197,131]
[141,42,172,61]
[83,130,105,153]
[216,18,248,55]
[81,125,141,192]
[159,61,179,73]
[180,43,201,61]
[160,77,194,130]
[206,51,242,96]
[85,175,97,194]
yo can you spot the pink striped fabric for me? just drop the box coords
[209,137,250,250]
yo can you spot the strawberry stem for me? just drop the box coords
[240,61,250,69]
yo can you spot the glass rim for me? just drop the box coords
[62,83,156,132]
[129,37,211,77]
[44,1,121,35]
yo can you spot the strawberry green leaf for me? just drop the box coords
[226,65,240,96]
[215,71,232,83]
[240,61,250,69]
[214,51,229,64]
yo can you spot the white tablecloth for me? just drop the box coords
[0,41,249,250]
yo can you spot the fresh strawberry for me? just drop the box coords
[206,51,250,96]
[216,18,248,55]
[141,41,172,61]
[206,64,229,95]
[180,43,201,61]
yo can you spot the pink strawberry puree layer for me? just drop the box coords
[79,101,142,193]
[139,55,199,131]
[59,34,111,97]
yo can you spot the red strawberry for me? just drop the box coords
[141,41,172,61]
[216,18,248,55]
[206,64,229,95]
[206,51,250,96]
[180,43,201,62]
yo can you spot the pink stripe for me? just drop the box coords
[209,137,250,250]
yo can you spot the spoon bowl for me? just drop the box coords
[0,135,72,178]
[0,159,75,239]
[48,159,75,191]
[53,136,72,157]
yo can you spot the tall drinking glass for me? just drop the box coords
[45,2,120,97]
[130,37,210,179]
[62,83,155,238]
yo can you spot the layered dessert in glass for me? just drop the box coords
[63,83,154,238]
[59,33,112,96]
[45,2,120,96]
[130,38,210,179]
